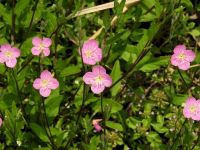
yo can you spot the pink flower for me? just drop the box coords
[0,44,20,68]
[183,97,200,121]
[31,37,52,56]
[33,70,59,97]
[92,119,102,132]
[171,45,195,70]
[83,65,112,94]
[80,39,102,65]
[0,117,2,127]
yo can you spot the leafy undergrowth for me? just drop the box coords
[0,0,200,150]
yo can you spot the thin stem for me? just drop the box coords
[11,0,16,44]
[170,120,186,150]
[101,93,106,149]
[17,55,34,74]
[19,0,39,48]
[190,64,200,69]
[11,69,23,108]
[177,69,189,89]
[41,98,56,150]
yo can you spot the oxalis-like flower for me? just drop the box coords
[171,45,195,70]
[83,65,112,94]
[92,119,102,132]
[80,39,102,65]
[31,37,52,57]
[183,97,200,121]
[0,44,20,68]
[33,70,59,97]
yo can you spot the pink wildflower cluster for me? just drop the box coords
[80,39,112,94]
[0,44,20,68]
[92,119,102,132]
[31,36,59,97]
[171,45,195,70]
[183,97,200,121]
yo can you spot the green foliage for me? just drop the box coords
[0,0,199,149]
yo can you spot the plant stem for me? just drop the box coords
[11,69,23,109]
[17,56,34,75]
[177,69,189,89]
[190,64,200,69]
[19,0,39,48]
[11,0,16,44]
[101,93,107,150]
[41,98,57,150]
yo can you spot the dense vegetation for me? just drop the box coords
[0,0,200,149]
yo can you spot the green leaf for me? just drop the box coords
[139,56,170,72]
[45,95,63,118]
[172,94,188,105]
[106,121,123,131]
[42,11,57,36]
[111,60,121,96]
[60,65,81,77]
[92,98,122,114]
[30,123,49,142]
[15,0,31,16]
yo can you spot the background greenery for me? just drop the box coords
[0,0,200,149]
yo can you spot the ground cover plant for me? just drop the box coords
[0,0,200,149]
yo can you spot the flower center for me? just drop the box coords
[5,51,13,58]
[178,53,185,60]
[95,75,103,84]
[85,50,92,58]
[39,43,44,50]
[41,79,49,87]
[189,105,197,113]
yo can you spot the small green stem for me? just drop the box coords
[177,69,189,89]
[17,56,34,75]
[41,98,57,150]
[101,93,107,149]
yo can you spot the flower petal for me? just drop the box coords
[94,48,102,62]
[185,50,195,62]
[83,72,95,85]
[0,44,12,52]
[42,38,52,47]
[31,47,42,56]
[39,88,51,97]
[11,47,20,58]
[32,37,42,46]
[40,70,52,79]
[5,58,17,68]
[173,45,186,54]
[92,65,106,75]
[33,78,42,89]
[0,53,5,63]
[42,48,50,56]
[178,62,190,70]
[102,74,112,87]
[48,78,59,89]
[91,84,105,94]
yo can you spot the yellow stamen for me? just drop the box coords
[85,50,92,58]
[178,53,185,60]
[5,51,13,57]
[189,105,196,113]
[41,79,49,87]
